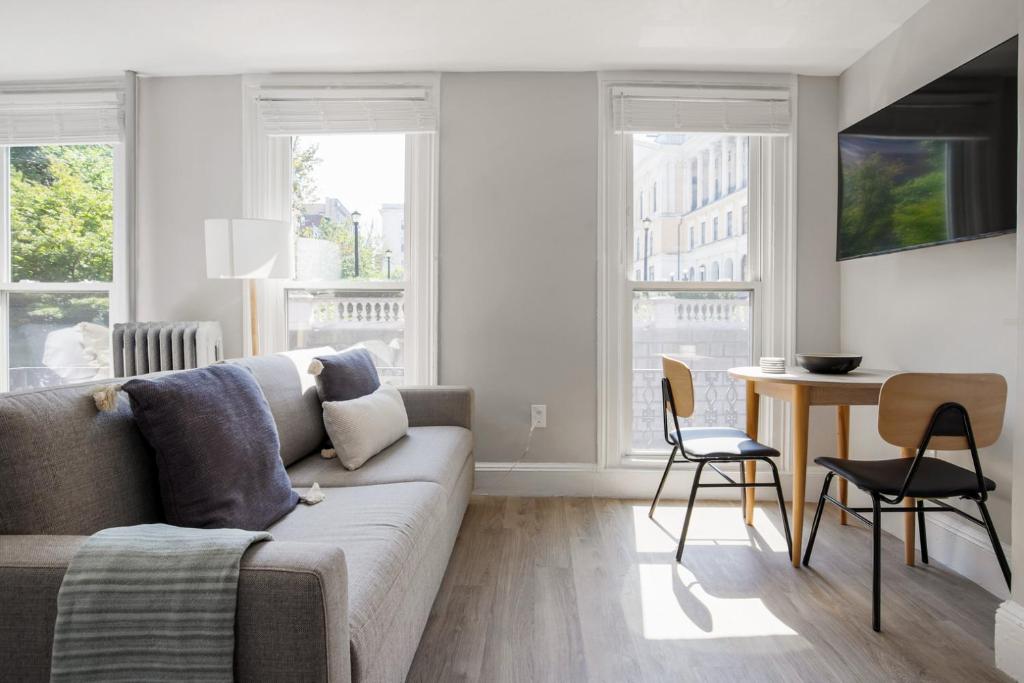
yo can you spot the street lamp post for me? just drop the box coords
[385,249,392,279]
[351,211,362,277]
[642,216,652,281]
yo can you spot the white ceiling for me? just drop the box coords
[0,0,931,80]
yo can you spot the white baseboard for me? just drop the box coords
[996,600,1024,680]
[474,461,826,501]
[474,462,1011,599]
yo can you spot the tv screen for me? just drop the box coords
[838,36,1017,261]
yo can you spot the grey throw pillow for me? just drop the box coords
[122,364,299,530]
[311,347,381,402]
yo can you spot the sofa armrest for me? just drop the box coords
[0,536,351,683]
[0,535,86,681]
[399,385,474,429]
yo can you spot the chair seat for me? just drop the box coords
[674,427,779,460]
[815,456,996,498]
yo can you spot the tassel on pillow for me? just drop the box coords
[320,448,337,459]
[308,358,324,376]
[299,482,326,505]
[92,384,123,412]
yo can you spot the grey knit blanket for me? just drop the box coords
[50,524,271,682]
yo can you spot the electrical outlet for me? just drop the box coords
[531,404,547,428]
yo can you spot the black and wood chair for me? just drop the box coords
[650,355,792,562]
[803,372,1011,632]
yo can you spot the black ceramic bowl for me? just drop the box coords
[796,353,862,375]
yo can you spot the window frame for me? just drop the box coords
[242,74,439,385]
[0,141,130,393]
[597,72,797,471]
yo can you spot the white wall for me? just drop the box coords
[438,72,599,464]
[136,75,245,358]
[796,76,842,460]
[838,0,1018,596]
[132,71,843,475]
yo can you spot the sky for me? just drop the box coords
[300,132,405,233]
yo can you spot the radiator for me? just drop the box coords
[112,321,224,378]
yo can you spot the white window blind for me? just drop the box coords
[0,87,125,145]
[612,85,791,134]
[256,86,438,135]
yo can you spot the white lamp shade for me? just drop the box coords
[204,218,294,280]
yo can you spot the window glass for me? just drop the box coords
[631,290,751,451]
[8,292,110,390]
[292,134,405,282]
[288,134,408,383]
[630,134,750,283]
[287,288,404,383]
[10,145,114,283]
[5,144,116,391]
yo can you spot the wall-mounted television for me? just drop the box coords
[837,36,1017,261]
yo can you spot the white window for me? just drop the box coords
[0,79,132,391]
[600,76,794,464]
[244,75,439,384]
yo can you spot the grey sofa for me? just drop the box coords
[0,347,474,683]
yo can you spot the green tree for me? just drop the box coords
[292,138,321,227]
[10,144,114,282]
[314,216,387,279]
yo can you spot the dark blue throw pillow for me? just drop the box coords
[313,347,381,402]
[122,364,298,530]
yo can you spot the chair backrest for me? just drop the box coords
[878,373,1007,450]
[662,355,695,418]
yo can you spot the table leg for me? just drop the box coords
[901,446,916,566]
[744,380,759,526]
[791,385,810,567]
[836,405,850,526]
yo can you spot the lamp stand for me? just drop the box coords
[248,279,260,356]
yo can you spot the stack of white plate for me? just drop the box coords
[759,357,786,374]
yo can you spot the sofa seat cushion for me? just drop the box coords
[267,482,447,678]
[287,426,473,498]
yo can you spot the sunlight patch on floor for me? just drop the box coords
[634,504,789,554]
[638,563,800,641]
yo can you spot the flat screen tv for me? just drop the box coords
[838,36,1017,261]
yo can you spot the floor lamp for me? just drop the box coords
[204,218,294,356]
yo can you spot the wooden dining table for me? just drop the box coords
[727,366,911,568]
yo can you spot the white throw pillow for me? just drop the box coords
[322,384,409,470]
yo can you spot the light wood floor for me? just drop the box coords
[408,496,1009,683]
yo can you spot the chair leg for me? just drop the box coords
[802,472,833,567]
[739,462,747,522]
[649,446,678,518]
[765,458,792,558]
[676,461,705,563]
[917,500,929,565]
[872,494,882,632]
[977,500,1012,590]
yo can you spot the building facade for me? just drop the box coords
[632,133,749,283]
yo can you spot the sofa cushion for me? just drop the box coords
[287,426,473,498]
[312,347,380,402]
[267,482,447,679]
[122,364,298,530]
[227,347,333,467]
[0,382,162,535]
